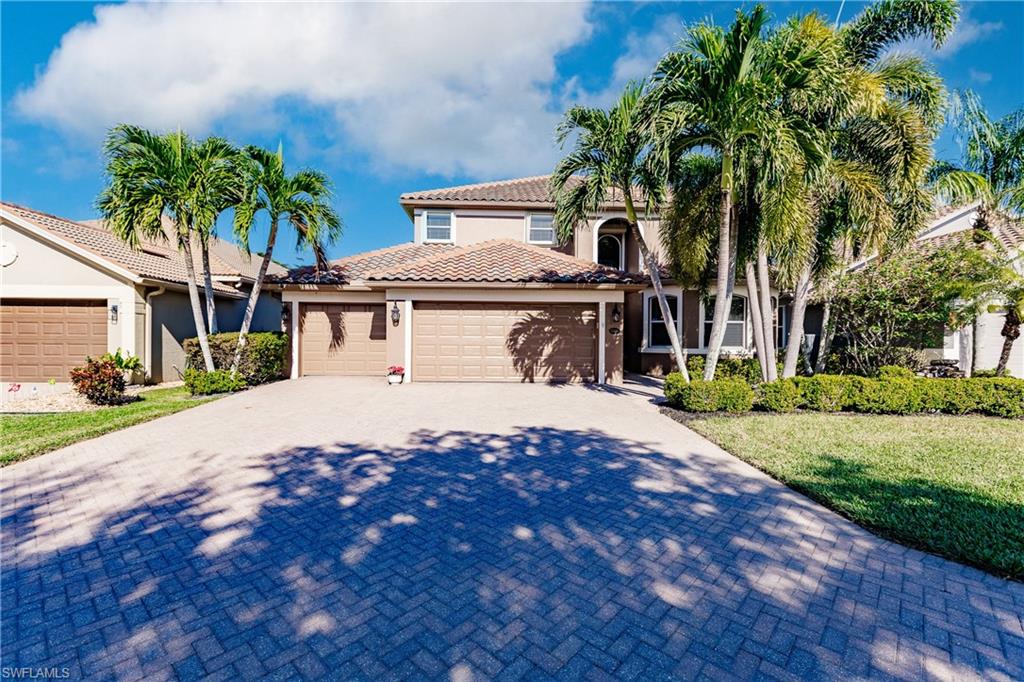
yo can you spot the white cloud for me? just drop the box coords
[897,7,1003,60]
[562,13,683,109]
[13,2,593,178]
[969,68,993,84]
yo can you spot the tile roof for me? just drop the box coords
[364,239,644,285]
[399,175,644,208]
[918,207,1024,252]
[276,242,457,285]
[1,202,250,294]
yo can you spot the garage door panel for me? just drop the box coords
[1,300,108,382]
[413,302,596,382]
[299,303,387,376]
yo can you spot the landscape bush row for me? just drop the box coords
[183,331,288,394]
[664,372,1024,418]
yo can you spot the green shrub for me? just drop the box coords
[797,375,860,412]
[102,348,142,371]
[876,365,915,379]
[664,374,754,413]
[184,368,247,396]
[70,357,126,405]
[971,369,1003,378]
[851,378,925,415]
[976,378,1024,418]
[184,332,288,385]
[757,379,802,413]
[685,355,763,385]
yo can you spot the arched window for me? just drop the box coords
[597,233,623,269]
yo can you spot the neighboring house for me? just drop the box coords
[1,202,284,386]
[272,175,786,385]
[914,204,1024,377]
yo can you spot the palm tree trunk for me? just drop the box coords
[200,239,219,334]
[180,237,215,371]
[995,308,1020,375]
[230,218,279,373]
[756,244,777,381]
[624,194,689,382]
[782,264,812,378]
[814,299,834,374]
[705,153,735,380]
[745,261,767,381]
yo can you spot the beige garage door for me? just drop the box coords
[300,303,387,376]
[0,299,108,382]
[413,302,597,382]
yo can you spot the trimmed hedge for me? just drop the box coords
[184,332,288,385]
[184,368,247,396]
[665,375,754,413]
[686,355,764,385]
[757,379,802,413]
[665,372,1023,418]
[876,365,915,379]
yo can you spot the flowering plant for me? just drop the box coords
[387,365,405,376]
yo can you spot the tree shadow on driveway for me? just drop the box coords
[3,427,1023,681]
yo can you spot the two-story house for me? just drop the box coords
[274,175,789,385]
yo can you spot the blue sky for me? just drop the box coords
[2,1,1022,267]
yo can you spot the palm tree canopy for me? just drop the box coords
[234,144,343,271]
[98,125,238,248]
[550,81,666,242]
[841,0,959,66]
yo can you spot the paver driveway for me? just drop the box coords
[2,378,1022,681]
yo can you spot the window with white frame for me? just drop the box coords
[775,300,789,348]
[703,296,746,348]
[527,214,556,244]
[424,211,453,242]
[646,294,680,349]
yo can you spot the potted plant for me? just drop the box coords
[387,365,405,385]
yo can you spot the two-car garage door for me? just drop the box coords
[413,302,596,382]
[298,301,598,382]
[0,299,108,382]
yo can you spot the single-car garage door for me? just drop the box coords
[299,303,387,376]
[413,302,597,382]
[0,299,108,382]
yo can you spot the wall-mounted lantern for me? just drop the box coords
[391,302,401,327]
[109,304,119,324]
[611,303,622,324]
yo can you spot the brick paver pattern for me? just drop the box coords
[2,378,1022,681]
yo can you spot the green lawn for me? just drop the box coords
[1,387,218,466]
[677,412,1024,580]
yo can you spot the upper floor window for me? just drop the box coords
[424,211,453,242]
[527,214,556,245]
[597,233,623,269]
[703,296,747,348]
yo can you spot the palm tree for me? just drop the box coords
[231,144,342,373]
[931,91,1024,374]
[550,83,690,382]
[651,5,831,380]
[779,0,957,377]
[98,126,239,372]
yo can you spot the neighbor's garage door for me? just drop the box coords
[413,302,597,382]
[299,303,387,376]
[0,299,108,382]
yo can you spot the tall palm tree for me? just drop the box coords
[931,91,1024,374]
[231,144,342,373]
[651,5,830,380]
[98,126,239,372]
[550,83,690,382]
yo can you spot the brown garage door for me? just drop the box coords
[413,302,597,382]
[299,303,387,376]
[0,299,108,382]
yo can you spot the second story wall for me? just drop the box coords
[409,206,662,266]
